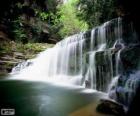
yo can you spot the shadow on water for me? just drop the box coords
[0,79,107,116]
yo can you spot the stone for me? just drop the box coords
[96,99,126,116]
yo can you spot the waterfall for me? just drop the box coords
[11,17,125,92]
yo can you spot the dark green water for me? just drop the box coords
[0,79,107,116]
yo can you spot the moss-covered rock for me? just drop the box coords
[0,40,54,76]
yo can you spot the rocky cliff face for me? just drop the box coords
[80,17,140,115]
[107,18,140,111]
[80,17,140,110]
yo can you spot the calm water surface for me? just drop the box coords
[0,79,107,116]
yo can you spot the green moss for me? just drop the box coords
[0,41,54,57]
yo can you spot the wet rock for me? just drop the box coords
[85,80,91,88]
[121,45,140,73]
[108,45,140,107]
[96,99,126,116]
[126,84,140,116]
[0,53,25,74]
[0,60,19,73]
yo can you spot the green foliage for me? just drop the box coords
[35,10,49,21]
[56,0,88,38]
[0,40,54,56]
[0,0,60,43]
[0,0,117,43]
[77,0,117,28]
[13,29,27,42]
[35,9,59,25]
[16,43,54,54]
[12,18,28,43]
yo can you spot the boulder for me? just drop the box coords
[96,99,126,116]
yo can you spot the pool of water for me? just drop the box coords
[0,79,108,116]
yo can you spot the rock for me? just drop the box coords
[109,45,140,106]
[85,80,91,88]
[13,52,25,59]
[0,60,19,73]
[126,84,140,116]
[96,99,126,116]
[0,52,25,74]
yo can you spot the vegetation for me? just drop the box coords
[76,0,117,28]
[54,0,118,37]
[0,41,54,56]
[0,0,60,43]
[0,0,119,42]
[0,0,135,62]
[55,0,88,38]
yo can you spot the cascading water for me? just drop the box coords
[10,18,125,92]
[11,34,85,85]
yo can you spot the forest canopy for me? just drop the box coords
[0,0,137,43]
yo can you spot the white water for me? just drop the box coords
[11,18,124,92]
[11,34,85,85]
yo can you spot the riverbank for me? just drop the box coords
[0,40,54,76]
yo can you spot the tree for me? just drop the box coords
[77,0,117,28]
[0,0,60,43]
[56,0,88,38]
